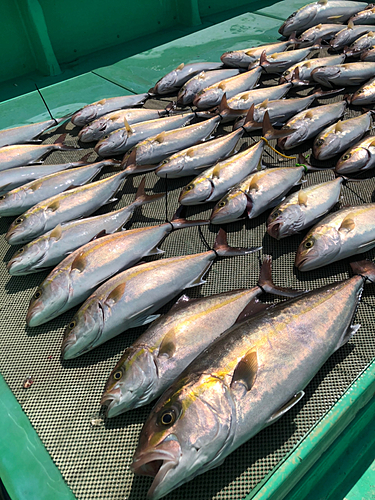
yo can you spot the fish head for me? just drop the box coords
[132,373,234,499]
[335,146,372,174]
[313,133,341,160]
[178,178,212,205]
[267,204,305,239]
[7,238,50,276]
[6,211,46,246]
[220,51,247,67]
[278,122,308,150]
[0,190,25,216]
[210,191,248,224]
[295,225,341,271]
[153,71,179,95]
[71,105,99,127]
[78,118,109,142]
[156,155,186,178]
[311,66,340,87]
[279,67,295,84]
[94,129,128,156]
[351,86,371,105]
[279,5,317,36]
[61,299,104,359]
[177,80,200,106]
[193,88,223,109]
[101,346,158,417]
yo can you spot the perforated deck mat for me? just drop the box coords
[1,70,375,500]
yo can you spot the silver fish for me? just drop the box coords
[360,46,375,61]
[279,54,346,85]
[150,62,223,95]
[71,94,149,127]
[349,5,375,24]
[60,229,261,359]
[313,112,372,160]
[345,30,375,56]
[131,259,372,500]
[94,114,194,157]
[278,100,346,150]
[0,118,65,148]
[267,177,343,239]
[329,22,375,50]
[176,69,240,106]
[78,108,168,143]
[350,76,375,105]
[279,0,368,36]
[297,23,346,44]
[335,135,375,174]
[295,203,375,271]
[155,129,243,179]
[249,45,321,74]
[6,177,162,275]
[311,62,375,88]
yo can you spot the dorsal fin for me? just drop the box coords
[305,110,314,119]
[198,71,206,80]
[245,49,255,56]
[249,172,261,190]
[212,163,221,179]
[70,252,86,273]
[109,112,123,121]
[186,148,195,157]
[158,330,177,358]
[29,179,44,191]
[123,117,134,136]
[347,20,354,29]
[97,99,106,105]
[49,224,62,241]
[318,0,328,4]
[176,63,184,71]
[240,93,251,100]
[369,31,375,37]
[335,121,344,133]
[154,131,166,143]
[230,349,258,391]
[339,215,355,232]
[218,82,227,91]
[316,23,322,29]
[259,98,269,109]
[298,190,308,206]
[47,199,60,212]
[106,282,126,304]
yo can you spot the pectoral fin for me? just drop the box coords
[339,216,355,232]
[158,330,177,358]
[267,391,305,424]
[47,199,60,212]
[230,349,258,391]
[335,324,360,352]
[49,224,62,241]
[105,282,126,304]
[145,246,164,256]
[70,253,86,273]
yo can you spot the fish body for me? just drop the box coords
[350,76,375,105]
[178,140,264,205]
[298,23,346,44]
[5,170,129,245]
[193,68,262,109]
[150,62,223,95]
[71,94,149,127]
[227,84,291,111]
[210,166,305,224]
[335,135,375,174]
[0,118,63,148]
[278,100,346,150]
[279,1,368,36]
[346,30,375,56]
[249,46,320,74]
[329,23,375,50]
[349,5,375,24]
[360,46,375,61]
[132,269,366,500]
[311,62,375,88]
[313,112,371,160]
[279,54,346,84]
[78,108,167,143]
[155,129,243,179]
[267,177,343,239]
[176,69,240,106]
[295,203,375,271]
[0,142,75,171]
[220,40,295,68]
[94,114,194,157]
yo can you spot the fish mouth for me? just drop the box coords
[294,254,309,270]
[100,388,122,417]
[61,334,77,359]
[267,221,282,240]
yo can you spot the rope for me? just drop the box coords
[197,226,219,258]
[260,136,296,160]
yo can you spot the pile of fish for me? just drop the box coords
[2,0,375,499]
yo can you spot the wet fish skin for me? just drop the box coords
[220,39,295,68]
[0,118,64,148]
[335,135,375,174]
[71,94,149,127]
[298,23,346,44]
[311,62,375,88]
[349,5,375,25]
[350,76,375,105]
[267,177,343,239]
[313,112,372,160]
[329,23,375,50]
[345,30,375,56]
[155,129,243,179]
[279,54,346,85]
[295,203,375,271]
[249,46,320,74]
[360,46,375,61]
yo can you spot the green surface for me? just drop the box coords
[0,374,76,500]
[347,458,375,500]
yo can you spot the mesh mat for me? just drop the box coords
[1,64,375,500]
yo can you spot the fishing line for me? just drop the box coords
[343,183,368,204]
[197,225,219,258]
[34,84,56,124]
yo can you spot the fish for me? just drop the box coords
[176,69,240,106]
[279,54,346,85]
[249,45,321,74]
[360,46,375,61]
[60,229,261,359]
[0,117,66,148]
[26,209,210,327]
[345,30,375,56]
[267,176,344,239]
[122,116,221,168]
[335,135,375,174]
[78,108,169,143]
[297,23,346,45]
[131,259,374,500]
[279,0,368,36]
[100,256,303,417]
[71,94,150,126]
[150,62,224,95]
[278,100,346,150]
[220,36,297,68]
[192,68,263,109]
[155,129,243,179]
[295,203,375,271]
[329,21,375,50]
[350,76,375,105]
[311,62,375,88]
[0,160,117,217]
[94,113,194,157]
[6,176,162,275]
[349,5,375,25]
[313,112,372,160]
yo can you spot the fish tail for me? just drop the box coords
[262,111,296,142]
[242,104,263,131]
[134,176,165,205]
[296,153,326,172]
[258,255,307,297]
[54,133,80,150]
[217,93,246,117]
[291,67,309,87]
[310,86,345,98]
[350,260,375,283]
[170,205,210,229]
[213,228,261,257]
[121,149,158,174]
[287,31,299,45]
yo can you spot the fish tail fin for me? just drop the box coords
[259,50,270,69]
[350,260,375,283]
[258,255,307,297]
[242,104,263,131]
[54,133,80,150]
[262,111,296,141]
[161,101,176,117]
[120,149,158,174]
[312,37,324,50]
[310,86,345,98]
[213,228,262,257]
[78,152,94,163]
[133,176,165,205]
[288,31,299,44]
[296,153,325,172]
[217,93,246,117]
[169,205,210,229]
[291,67,309,87]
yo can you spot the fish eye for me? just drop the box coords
[113,370,122,381]
[185,184,194,191]
[342,153,351,161]
[68,320,76,330]
[17,247,24,254]
[304,239,314,249]
[284,70,290,75]
[15,217,24,225]
[33,289,42,300]
[316,139,325,147]
[159,408,177,426]
[272,210,281,219]
[0,195,6,200]
[218,200,226,208]
[357,89,364,94]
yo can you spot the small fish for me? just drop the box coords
[0,117,66,148]
[298,23,346,44]
[7,177,161,275]
[329,21,375,50]
[71,94,149,126]
[350,76,375,105]
[267,177,344,239]
[349,5,375,25]
[94,114,194,157]
[335,135,375,174]
[295,203,375,271]
[155,129,243,178]
[345,30,375,56]
[150,62,223,95]
[279,0,368,36]
[60,229,261,359]
[279,54,346,85]
[313,112,372,160]
[249,45,321,74]
[311,62,375,88]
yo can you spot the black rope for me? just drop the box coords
[35,84,56,124]
[197,225,219,258]
[165,173,169,223]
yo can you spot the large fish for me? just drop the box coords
[311,62,375,88]
[71,94,149,126]
[350,76,375,105]
[313,112,372,160]
[349,5,375,25]
[150,63,223,95]
[94,113,194,157]
[26,210,208,327]
[335,135,375,174]
[78,108,168,143]
[267,177,343,239]
[0,160,116,217]
[176,69,240,106]
[329,21,375,50]
[192,68,263,109]
[248,45,321,74]
[279,54,346,85]
[345,30,375,56]
[131,259,374,500]
[0,117,66,148]
[278,100,346,150]
[6,177,162,275]
[295,203,375,271]
[155,129,243,179]
[60,229,261,359]
[297,23,346,44]
[100,257,303,418]
[279,0,368,36]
